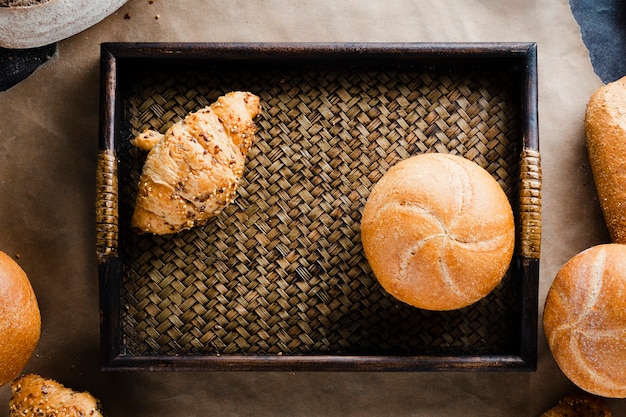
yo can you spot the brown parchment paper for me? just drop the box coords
[0,0,617,416]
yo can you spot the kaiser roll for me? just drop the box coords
[0,250,41,386]
[544,244,626,398]
[360,153,515,311]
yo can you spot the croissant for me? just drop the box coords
[10,374,104,417]
[540,393,611,417]
[131,91,260,234]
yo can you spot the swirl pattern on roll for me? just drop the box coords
[361,153,515,311]
[544,244,626,398]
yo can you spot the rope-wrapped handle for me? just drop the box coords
[519,148,541,259]
[96,149,118,263]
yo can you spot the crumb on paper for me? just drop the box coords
[124,13,131,19]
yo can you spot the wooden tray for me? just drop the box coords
[96,42,540,371]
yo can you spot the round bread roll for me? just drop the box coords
[0,251,41,386]
[361,153,515,311]
[544,244,626,398]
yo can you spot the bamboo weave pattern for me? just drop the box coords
[116,65,523,357]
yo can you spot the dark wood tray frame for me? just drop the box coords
[97,42,540,372]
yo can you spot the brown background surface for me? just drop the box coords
[0,0,620,415]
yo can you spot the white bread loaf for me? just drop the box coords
[0,251,40,386]
[585,76,626,243]
[360,153,515,311]
[544,244,626,398]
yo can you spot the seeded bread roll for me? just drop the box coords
[585,76,626,243]
[544,244,626,398]
[10,374,103,417]
[131,91,260,235]
[360,153,515,311]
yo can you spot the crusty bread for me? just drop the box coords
[585,76,626,243]
[10,374,103,417]
[0,251,40,386]
[132,91,260,235]
[544,244,626,398]
[360,153,515,311]
[541,393,611,417]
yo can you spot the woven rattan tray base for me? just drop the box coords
[97,43,540,371]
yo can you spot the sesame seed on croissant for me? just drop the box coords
[10,374,103,417]
[131,91,260,235]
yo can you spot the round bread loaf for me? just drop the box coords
[0,251,40,386]
[544,244,626,398]
[361,153,515,311]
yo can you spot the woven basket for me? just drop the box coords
[112,66,519,356]
[96,43,541,370]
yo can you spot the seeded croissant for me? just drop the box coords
[540,393,611,417]
[10,374,104,417]
[131,91,260,234]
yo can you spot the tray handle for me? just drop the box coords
[96,149,118,263]
[519,148,541,259]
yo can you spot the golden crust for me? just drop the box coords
[541,393,611,417]
[585,76,626,243]
[130,129,163,151]
[544,244,626,398]
[0,251,40,387]
[360,153,515,311]
[131,91,260,235]
[10,374,103,417]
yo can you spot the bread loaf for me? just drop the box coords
[131,91,260,235]
[10,374,103,417]
[585,76,626,243]
[0,251,40,386]
[360,153,515,311]
[544,244,626,398]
